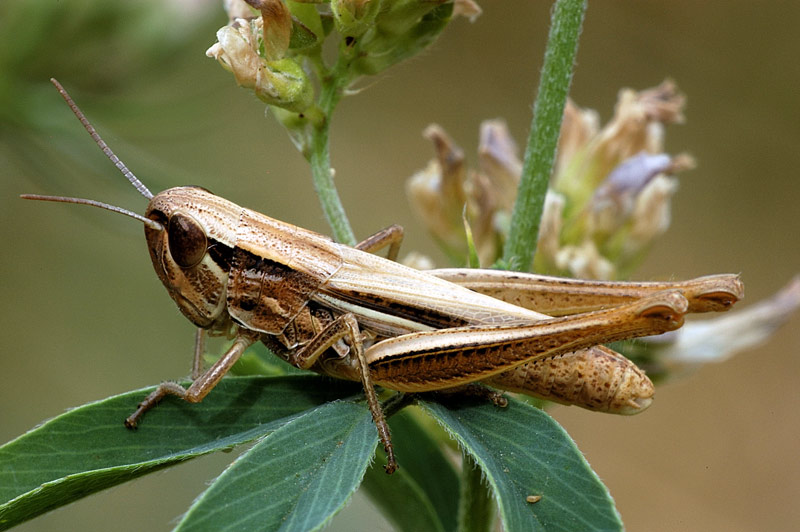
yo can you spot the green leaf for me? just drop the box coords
[422,396,622,532]
[174,401,377,532]
[463,207,482,269]
[362,408,460,532]
[363,452,444,532]
[229,342,314,377]
[289,16,321,52]
[288,2,324,44]
[0,376,361,531]
[458,453,496,532]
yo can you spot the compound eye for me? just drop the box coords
[167,213,207,268]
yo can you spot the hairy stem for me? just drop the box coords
[501,0,587,271]
[309,65,357,245]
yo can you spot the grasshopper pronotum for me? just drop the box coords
[23,79,743,473]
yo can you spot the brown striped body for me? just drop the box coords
[141,187,744,414]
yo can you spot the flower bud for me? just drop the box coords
[349,0,455,76]
[331,0,381,39]
[207,17,313,112]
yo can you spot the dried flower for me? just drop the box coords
[453,0,482,21]
[406,125,470,260]
[406,81,692,278]
[543,81,691,279]
[206,7,313,112]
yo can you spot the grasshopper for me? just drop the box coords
[23,79,744,474]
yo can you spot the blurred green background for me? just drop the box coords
[2,1,798,530]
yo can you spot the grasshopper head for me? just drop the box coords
[144,186,240,331]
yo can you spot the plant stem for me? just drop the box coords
[309,66,357,245]
[501,0,587,271]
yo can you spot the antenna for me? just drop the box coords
[20,194,164,232]
[21,80,164,231]
[49,78,154,200]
